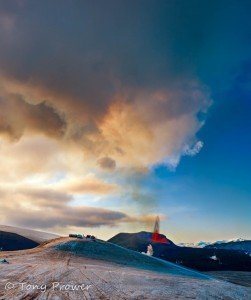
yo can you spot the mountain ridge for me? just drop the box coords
[108,232,251,271]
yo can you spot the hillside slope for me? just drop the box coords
[0,238,250,299]
[56,239,205,278]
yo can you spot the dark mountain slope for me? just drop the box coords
[0,231,39,251]
[206,240,251,252]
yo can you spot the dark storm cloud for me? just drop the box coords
[0,0,250,115]
[0,0,215,114]
[0,0,218,169]
[1,0,250,167]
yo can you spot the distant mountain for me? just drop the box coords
[0,225,59,243]
[108,232,251,271]
[178,241,211,248]
[206,240,251,252]
[0,231,39,251]
[178,239,250,249]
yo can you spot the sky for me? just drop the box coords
[0,0,250,242]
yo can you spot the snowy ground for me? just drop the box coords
[0,225,59,243]
[0,238,250,299]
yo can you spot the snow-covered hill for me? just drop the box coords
[0,237,250,299]
[0,225,59,243]
[55,239,206,278]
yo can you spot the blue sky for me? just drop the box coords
[146,57,251,242]
[151,96,251,241]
